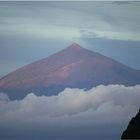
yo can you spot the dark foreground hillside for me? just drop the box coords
[121,109,140,139]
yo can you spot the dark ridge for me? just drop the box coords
[121,109,140,139]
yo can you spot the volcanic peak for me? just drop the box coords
[68,43,84,50]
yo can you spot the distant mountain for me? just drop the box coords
[0,43,140,99]
[121,109,140,139]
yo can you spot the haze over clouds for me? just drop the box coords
[0,84,140,139]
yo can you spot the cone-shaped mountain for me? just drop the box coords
[0,43,140,99]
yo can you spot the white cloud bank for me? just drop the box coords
[0,84,140,139]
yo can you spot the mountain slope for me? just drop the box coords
[0,43,140,99]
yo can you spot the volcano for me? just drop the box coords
[0,43,140,99]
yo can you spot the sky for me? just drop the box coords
[0,2,140,139]
[0,84,140,139]
[0,1,140,77]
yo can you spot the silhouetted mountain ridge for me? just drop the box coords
[122,109,140,139]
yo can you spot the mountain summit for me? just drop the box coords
[0,43,140,99]
[67,43,83,49]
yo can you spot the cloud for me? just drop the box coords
[0,84,140,139]
[1,2,140,41]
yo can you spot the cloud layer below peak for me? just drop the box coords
[0,84,140,139]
